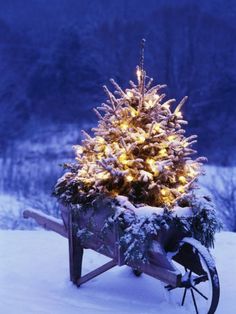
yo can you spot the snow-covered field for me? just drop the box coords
[0,230,235,314]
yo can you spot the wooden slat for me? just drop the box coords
[68,208,84,285]
[77,260,117,286]
[23,209,67,238]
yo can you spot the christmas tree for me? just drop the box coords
[56,40,205,209]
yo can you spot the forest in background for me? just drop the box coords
[0,0,235,228]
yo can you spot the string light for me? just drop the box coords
[159,148,167,157]
[126,174,133,182]
[168,135,176,141]
[74,145,83,154]
[120,122,129,131]
[136,68,142,82]
[126,91,133,98]
[179,175,187,184]
[153,123,161,133]
[104,146,110,155]
[119,153,128,165]
[97,172,110,180]
[130,108,137,117]
[97,136,105,144]
[175,111,182,118]
[177,186,185,193]
[137,135,145,143]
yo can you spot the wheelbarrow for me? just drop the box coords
[23,198,220,314]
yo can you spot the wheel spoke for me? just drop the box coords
[188,270,192,279]
[191,288,199,314]
[194,274,208,284]
[181,288,187,306]
[191,285,208,300]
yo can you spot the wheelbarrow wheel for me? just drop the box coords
[166,237,220,314]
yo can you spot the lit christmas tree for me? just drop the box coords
[56,40,206,209]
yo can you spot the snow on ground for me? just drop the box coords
[0,230,235,314]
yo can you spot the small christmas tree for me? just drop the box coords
[55,40,206,209]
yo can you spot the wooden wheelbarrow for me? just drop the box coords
[23,201,220,314]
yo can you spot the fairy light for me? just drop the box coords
[145,99,154,109]
[179,175,187,184]
[97,172,110,180]
[97,136,105,144]
[120,122,129,131]
[74,145,83,155]
[160,188,167,196]
[177,186,185,193]
[168,135,176,141]
[104,146,110,155]
[119,153,128,165]
[137,135,145,143]
[126,91,133,98]
[126,174,133,182]
[175,111,182,118]
[146,158,155,166]
[97,153,103,160]
[153,123,161,133]
[159,148,167,157]
[136,68,142,82]
[130,108,137,117]
[113,143,120,150]
[186,164,198,178]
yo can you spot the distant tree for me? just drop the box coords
[205,167,236,232]
[27,25,102,122]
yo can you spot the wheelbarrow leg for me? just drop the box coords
[68,209,84,286]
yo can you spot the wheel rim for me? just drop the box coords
[165,238,220,314]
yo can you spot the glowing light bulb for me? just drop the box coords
[145,99,154,109]
[160,188,167,196]
[179,176,187,184]
[119,153,128,165]
[130,108,137,117]
[74,145,83,154]
[126,91,133,98]
[188,167,197,178]
[136,68,142,81]
[126,175,133,182]
[104,146,110,155]
[177,186,185,193]
[175,111,182,118]
[97,136,105,144]
[153,123,161,133]
[113,143,120,150]
[97,172,110,180]
[120,122,129,131]
[137,135,145,143]
[168,135,176,141]
[146,158,155,166]
[159,148,167,157]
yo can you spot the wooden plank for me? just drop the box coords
[77,260,117,286]
[68,208,84,286]
[129,261,181,287]
[23,209,67,238]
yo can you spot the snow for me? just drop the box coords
[135,205,164,217]
[0,230,235,313]
[115,195,192,218]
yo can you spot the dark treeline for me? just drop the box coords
[0,0,236,164]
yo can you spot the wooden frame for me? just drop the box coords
[23,207,181,288]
